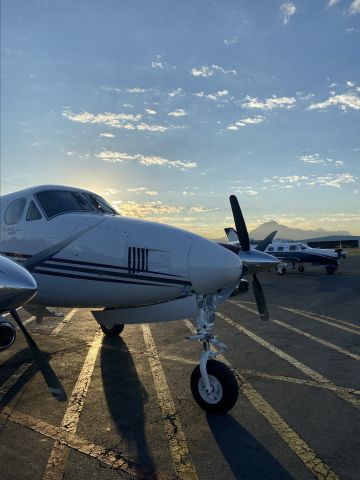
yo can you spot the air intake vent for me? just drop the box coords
[128,247,149,274]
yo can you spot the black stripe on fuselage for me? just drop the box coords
[36,262,191,286]
[1,251,185,278]
[33,268,176,287]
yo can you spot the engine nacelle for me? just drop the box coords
[0,316,16,351]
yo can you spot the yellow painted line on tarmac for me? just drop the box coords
[50,309,78,336]
[273,319,360,362]
[280,307,360,336]
[0,406,155,479]
[217,309,360,410]
[183,320,339,480]
[141,323,198,480]
[42,331,102,480]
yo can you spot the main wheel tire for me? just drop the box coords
[326,265,336,275]
[190,360,238,414]
[100,323,124,336]
[298,265,305,273]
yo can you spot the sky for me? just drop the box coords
[1,0,360,238]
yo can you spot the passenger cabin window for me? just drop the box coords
[5,198,26,225]
[277,246,284,251]
[268,247,274,252]
[289,245,298,251]
[26,201,42,221]
[36,190,94,219]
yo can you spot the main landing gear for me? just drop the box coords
[187,295,238,414]
[100,323,125,336]
[326,264,337,275]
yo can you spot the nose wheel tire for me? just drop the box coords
[100,323,124,336]
[190,360,238,414]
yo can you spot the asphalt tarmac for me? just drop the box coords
[0,256,359,480]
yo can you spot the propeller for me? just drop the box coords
[229,195,270,321]
[10,308,67,402]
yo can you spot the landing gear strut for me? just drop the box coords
[187,295,238,414]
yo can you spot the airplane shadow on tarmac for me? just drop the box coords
[207,413,293,479]
[100,336,156,479]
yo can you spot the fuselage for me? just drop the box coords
[264,242,339,266]
[0,185,242,308]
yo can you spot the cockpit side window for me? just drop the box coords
[289,245,298,251]
[82,193,117,215]
[4,198,26,225]
[26,201,42,221]
[35,190,94,219]
[299,244,307,250]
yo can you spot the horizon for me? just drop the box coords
[1,1,359,237]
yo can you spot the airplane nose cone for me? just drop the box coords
[0,256,37,310]
[188,238,242,294]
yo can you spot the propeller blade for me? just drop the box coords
[10,309,67,402]
[229,195,250,251]
[252,274,269,321]
[255,230,278,252]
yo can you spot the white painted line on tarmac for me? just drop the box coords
[183,320,339,480]
[218,308,360,410]
[273,319,360,362]
[280,307,360,336]
[141,323,198,480]
[42,331,102,480]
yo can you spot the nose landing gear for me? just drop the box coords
[187,295,238,414]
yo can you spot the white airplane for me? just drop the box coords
[0,186,278,413]
[225,227,342,275]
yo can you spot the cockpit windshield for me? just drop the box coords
[35,190,118,219]
[299,243,308,250]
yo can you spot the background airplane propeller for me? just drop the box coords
[229,195,270,321]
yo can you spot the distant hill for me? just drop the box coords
[249,221,351,241]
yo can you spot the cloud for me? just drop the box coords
[223,36,238,46]
[168,109,187,117]
[308,93,360,111]
[112,201,215,220]
[151,54,176,70]
[126,87,146,93]
[328,0,341,6]
[63,110,169,132]
[195,90,229,101]
[168,88,184,97]
[96,150,197,170]
[126,187,158,196]
[242,95,296,110]
[263,173,357,190]
[280,2,296,25]
[191,65,237,77]
[350,0,360,14]
[298,154,343,165]
[100,132,114,138]
[145,109,157,115]
[227,115,265,130]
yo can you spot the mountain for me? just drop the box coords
[249,221,351,241]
